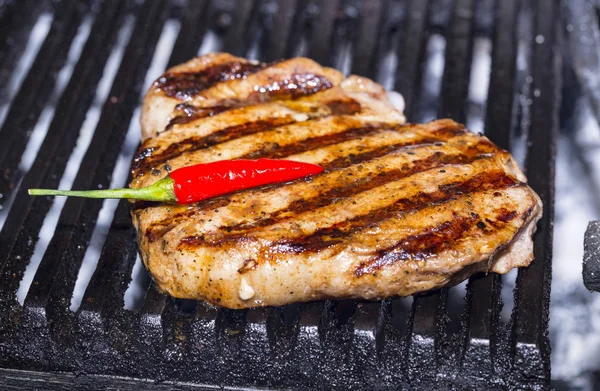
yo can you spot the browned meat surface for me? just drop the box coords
[130,53,542,309]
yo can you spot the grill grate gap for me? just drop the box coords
[465,37,492,133]
[500,268,519,323]
[415,34,445,123]
[377,47,398,91]
[197,30,222,56]
[124,254,151,311]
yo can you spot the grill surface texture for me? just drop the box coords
[0,0,559,389]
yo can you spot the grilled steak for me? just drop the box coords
[131,53,542,309]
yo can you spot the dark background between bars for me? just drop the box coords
[0,0,560,389]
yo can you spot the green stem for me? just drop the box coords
[28,176,177,203]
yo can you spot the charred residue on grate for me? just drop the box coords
[0,0,558,389]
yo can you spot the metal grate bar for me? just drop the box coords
[284,0,310,58]
[265,0,298,61]
[375,299,409,386]
[309,0,340,66]
[0,0,85,203]
[318,300,356,387]
[216,308,249,365]
[510,0,558,380]
[466,275,499,341]
[294,301,326,389]
[462,273,501,374]
[181,302,219,383]
[410,293,439,338]
[140,284,169,324]
[350,301,380,384]
[159,299,196,382]
[438,0,476,121]
[266,304,301,363]
[167,0,209,68]
[485,0,519,151]
[222,0,257,57]
[237,307,271,385]
[383,2,434,378]
[438,0,476,364]
[351,0,386,78]
[167,0,210,68]
[406,291,444,380]
[75,201,139,377]
[136,284,169,379]
[394,0,430,119]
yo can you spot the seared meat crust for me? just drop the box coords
[131,53,542,309]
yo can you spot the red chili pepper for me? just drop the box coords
[28,159,323,204]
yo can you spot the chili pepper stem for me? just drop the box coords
[28,176,177,203]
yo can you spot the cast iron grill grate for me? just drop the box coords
[0,0,559,389]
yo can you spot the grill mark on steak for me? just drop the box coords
[155,61,268,100]
[357,214,479,276]
[246,73,333,100]
[322,136,492,170]
[237,124,396,160]
[166,104,233,131]
[354,205,528,277]
[259,171,523,254]
[325,98,362,115]
[164,78,346,131]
